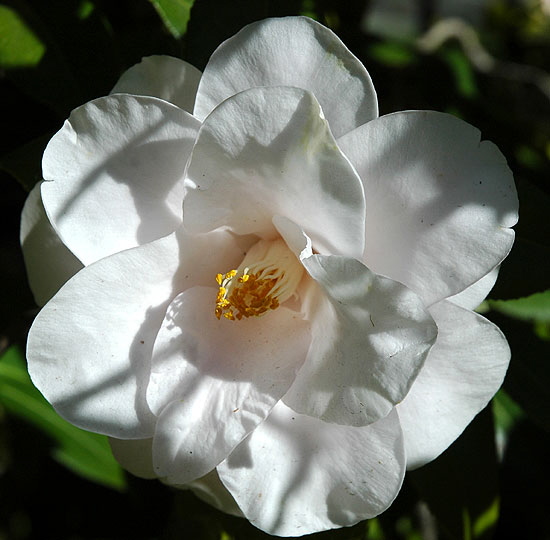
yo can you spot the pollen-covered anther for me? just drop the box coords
[215,239,304,321]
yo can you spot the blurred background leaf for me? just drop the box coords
[0,346,125,490]
[0,4,45,68]
[408,408,500,540]
[149,0,196,38]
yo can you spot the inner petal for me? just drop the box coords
[215,238,304,321]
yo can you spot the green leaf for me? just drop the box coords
[368,41,417,67]
[0,346,126,490]
[299,0,318,20]
[492,389,525,465]
[1,0,123,117]
[493,389,524,437]
[493,310,550,433]
[488,290,550,322]
[442,46,478,98]
[0,4,45,68]
[409,408,499,540]
[149,0,195,38]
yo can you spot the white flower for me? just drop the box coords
[21,16,518,537]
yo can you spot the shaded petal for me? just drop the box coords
[447,266,499,310]
[149,286,310,484]
[108,437,156,479]
[20,182,83,306]
[110,55,202,113]
[27,227,243,438]
[188,470,244,518]
[338,111,518,305]
[194,16,377,138]
[218,403,404,536]
[396,300,510,470]
[184,86,366,258]
[283,250,437,426]
[42,94,200,266]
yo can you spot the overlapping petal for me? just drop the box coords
[108,437,156,479]
[188,470,243,517]
[274,217,437,425]
[218,403,405,536]
[338,110,518,305]
[194,17,378,138]
[42,93,200,266]
[184,86,366,258]
[284,250,438,426]
[396,300,510,469]
[110,55,202,113]
[446,266,499,310]
[27,227,245,438]
[20,183,83,306]
[149,286,310,484]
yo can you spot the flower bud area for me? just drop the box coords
[215,239,304,321]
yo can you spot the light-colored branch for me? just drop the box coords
[416,18,550,100]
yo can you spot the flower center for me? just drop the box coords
[215,239,304,321]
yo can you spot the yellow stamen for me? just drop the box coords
[215,239,304,321]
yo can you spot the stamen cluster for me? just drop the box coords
[215,269,281,320]
[214,239,305,322]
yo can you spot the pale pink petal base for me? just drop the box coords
[149,286,311,484]
[26,226,246,439]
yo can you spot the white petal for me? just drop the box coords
[194,16,377,138]
[218,403,405,536]
[396,300,510,470]
[284,252,437,426]
[273,214,313,259]
[188,470,243,518]
[184,86,366,258]
[42,94,200,266]
[27,227,242,438]
[149,286,311,484]
[447,266,499,310]
[110,55,202,113]
[108,437,156,479]
[27,233,179,438]
[338,111,518,305]
[20,183,83,306]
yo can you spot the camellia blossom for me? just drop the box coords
[22,16,518,537]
